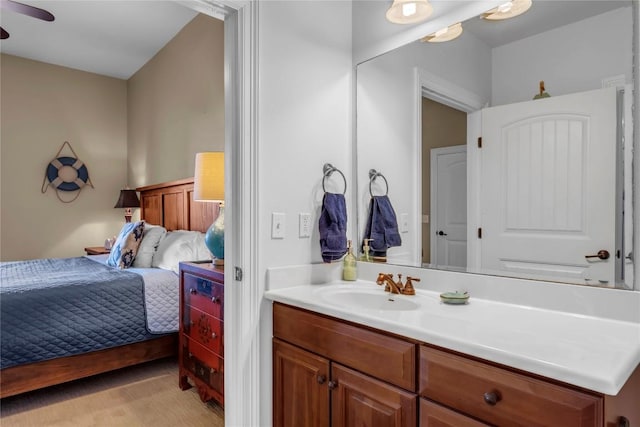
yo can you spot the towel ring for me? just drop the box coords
[369,169,389,196]
[322,163,347,194]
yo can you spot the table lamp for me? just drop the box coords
[194,152,225,265]
[114,189,140,223]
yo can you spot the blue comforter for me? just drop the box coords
[1,257,151,369]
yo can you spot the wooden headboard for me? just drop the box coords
[136,178,218,232]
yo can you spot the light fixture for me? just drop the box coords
[482,0,532,21]
[194,152,225,266]
[421,22,463,43]
[386,0,433,25]
[114,189,140,223]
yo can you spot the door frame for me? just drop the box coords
[181,1,260,425]
[416,68,483,268]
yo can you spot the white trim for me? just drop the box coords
[418,68,484,113]
[466,111,482,269]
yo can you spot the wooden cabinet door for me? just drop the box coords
[273,339,330,427]
[420,399,489,427]
[331,363,416,427]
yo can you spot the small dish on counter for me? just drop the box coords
[440,291,469,305]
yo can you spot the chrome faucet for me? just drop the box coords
[376,273,403,294]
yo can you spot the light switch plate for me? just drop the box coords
[272,212,286,239]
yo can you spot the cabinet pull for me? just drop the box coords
[211,332,217,339]
[190,288,197,295]
[483,390,501,406]
[618,416,630,427]
[328,380,338,390]
[317,375,326,385]
[210,367,217,375]
[211,296,220,303]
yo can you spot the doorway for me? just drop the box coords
[421,97,467,266]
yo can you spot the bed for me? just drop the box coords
[0,178,217,398]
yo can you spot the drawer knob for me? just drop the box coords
[618,416,630,427]
[210,367,217,374]
[328,380,338,390]
[190,288,197,295]
[317,375,326,385]
[211,296,220,303]
[483,390,502,406]
[211,332,217,339]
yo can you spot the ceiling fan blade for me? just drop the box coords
[0,0,54,21]
[0,26,9,39]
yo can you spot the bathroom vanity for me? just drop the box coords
[266,265,640,427]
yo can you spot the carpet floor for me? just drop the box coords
[0,358,224,427]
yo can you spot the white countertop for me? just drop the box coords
[264,279,640,395]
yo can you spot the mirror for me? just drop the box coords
[356,1,635,289]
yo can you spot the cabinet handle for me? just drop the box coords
[618,416,630,427]
[211,296,220,303]
[328,380,338,390]
[190,288,197,295]
[211,332,217,339]
[210,367,217,375]
[483,390,501,406]
[317,375,326,385]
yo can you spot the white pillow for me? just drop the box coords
[151,230,211,273]
[132,223,167,268]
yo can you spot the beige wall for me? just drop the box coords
[0,13,224,261]
[421,97,466,264]
[127,14,224,188]
[0,54,128,261]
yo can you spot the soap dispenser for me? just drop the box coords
[342,240,357,281]
[360,238,373,262]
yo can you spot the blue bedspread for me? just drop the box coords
[1,257,151,369]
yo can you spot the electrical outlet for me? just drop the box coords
[271,212,286,239]
[299,213,311,238]
[400,213,409,233]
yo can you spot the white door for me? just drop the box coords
[431,145,467,268]
[481,87,617,284]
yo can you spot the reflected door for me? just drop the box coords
[431,145,467,268]
[480,87,618,284]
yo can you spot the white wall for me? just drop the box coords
[257,1,353,423]
[492,7,633,105]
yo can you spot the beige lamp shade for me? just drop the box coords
[194,152,224,202]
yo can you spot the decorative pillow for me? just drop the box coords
[132,223,167,268]
[107,221,145,269]
[151,230,210,273]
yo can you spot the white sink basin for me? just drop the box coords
[315,285,422,311]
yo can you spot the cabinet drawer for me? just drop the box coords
[182,337,224,395]
[183,273,223,320]
[420,398,490,427]
[419,346,602,427]
[274,303,416,391]
[183,305,223,356]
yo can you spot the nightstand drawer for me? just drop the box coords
[182,338,224,395]
[182,273,224,320]
[183,305,223,356]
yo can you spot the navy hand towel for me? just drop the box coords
[362,195,401,258]
[319,192,348,263]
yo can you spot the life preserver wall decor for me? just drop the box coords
[41,141,94,203]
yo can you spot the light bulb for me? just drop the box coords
[402,2,416,17]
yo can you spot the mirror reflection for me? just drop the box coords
[356,0,634,289]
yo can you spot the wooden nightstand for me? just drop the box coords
[178,261,224,406]
[84,246,111,255]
